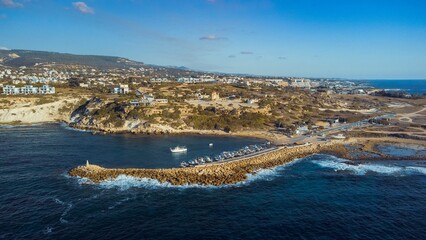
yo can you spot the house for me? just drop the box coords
[112,84,129,94]
[245,99,258,104]
[295,125,309,135]
[130,99,141,107]
[38,85,55,94]
[142,94,155,103]
[325,118,340,124]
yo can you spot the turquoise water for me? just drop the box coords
[0,124,425,239]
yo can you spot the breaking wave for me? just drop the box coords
[51,197,73,224]
[312,156,426,176]
[60,122,92,133]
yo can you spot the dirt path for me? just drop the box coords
[397,106,426,123]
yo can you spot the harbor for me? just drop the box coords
[180,142,275,167]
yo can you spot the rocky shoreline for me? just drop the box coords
[68,122,282,143]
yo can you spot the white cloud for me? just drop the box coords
[0,46,10,50]
[0,0,23,8]
[72,2,94,14]
[199,35,227,41]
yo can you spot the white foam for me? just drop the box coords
[59,202,73,224]
[54,198,65,205]
[406,166,426,175]
[108,196,135,210]
[97,175,237,190]
[60,122,92,133]
[0,125,15,129]
[43,227,53,235]
[312,157,426,176]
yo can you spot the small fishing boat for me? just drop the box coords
[170,146,187,153]
[209,143,214,147]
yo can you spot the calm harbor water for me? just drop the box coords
[0,124,425,239]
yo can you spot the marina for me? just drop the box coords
[180,142,275,167]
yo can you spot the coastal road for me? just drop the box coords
[289,113,396,144]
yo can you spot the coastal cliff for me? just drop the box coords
[0,97,80,124]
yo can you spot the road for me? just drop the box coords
[288,113,396,144]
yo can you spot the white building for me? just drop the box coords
[112,84,129,94]
[289,79,311,88]
[2,85,55,95]
[295,125,309,135]
[2,85,20,95]
[21,85,39,94]
[38,85,56,94]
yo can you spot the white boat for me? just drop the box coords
[209,143,214,147]
[170,146,187,153]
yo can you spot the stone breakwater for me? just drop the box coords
[69,142,340,186]
[68,138,426,186]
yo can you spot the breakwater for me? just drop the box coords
[68,138,426,186]
[69,142,338,186]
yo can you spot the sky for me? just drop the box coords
[0,0,426,79]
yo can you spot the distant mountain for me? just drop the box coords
[0,49,145,69]
[168,66,191,71]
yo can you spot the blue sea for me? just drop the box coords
[361,79,426,95]
[0,124,425,239]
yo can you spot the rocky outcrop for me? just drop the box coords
[0,98,79,124]
[69,97,181,134]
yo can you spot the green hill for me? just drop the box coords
[0,49,144,69]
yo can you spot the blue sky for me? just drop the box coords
[1,0,425,79]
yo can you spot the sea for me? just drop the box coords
[359,79,426,95]
[0,124,425,239]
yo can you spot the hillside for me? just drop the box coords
[0,49,145,69]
